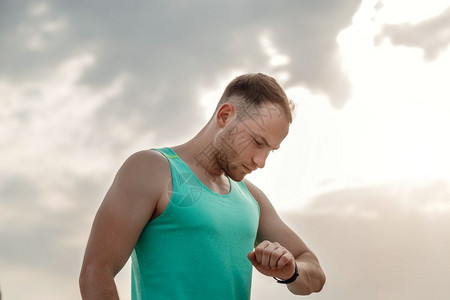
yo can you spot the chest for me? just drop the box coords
[149,182,259,242]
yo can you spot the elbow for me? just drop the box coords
[79,264,101,297]
[290,267,326,296]
[315,269,326,293]
[79,265,91,296]
[79,264,118,299]
[307,267,326,294]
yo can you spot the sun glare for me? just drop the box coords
[197,0,450,210]
[335,0,450,184]
[375,0,450,24]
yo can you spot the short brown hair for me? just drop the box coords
[215,73,293,123]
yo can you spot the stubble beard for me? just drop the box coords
[214,135,244,182]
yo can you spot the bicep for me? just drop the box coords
[83,190,152,275]
[81,151,168,275]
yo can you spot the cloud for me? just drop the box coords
[0,52,130,298]
[0,1,366,298]
[1,1,361,131]
[0,53,130,178]
[0,169,109,299]
[257,180,450,300]
[374,6,450,61]
[303,180,450,217]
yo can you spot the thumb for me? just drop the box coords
[247,251,257,266]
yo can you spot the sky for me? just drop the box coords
[1,0,450,299]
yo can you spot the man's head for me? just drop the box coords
[210,73,292,181]
[214,73,293,123]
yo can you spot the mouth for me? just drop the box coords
[243,165,253,174]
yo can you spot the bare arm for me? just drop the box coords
[245,179,326,295]
[79,150,170,299]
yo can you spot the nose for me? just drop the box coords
[252,150,269,169]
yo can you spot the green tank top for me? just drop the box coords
[131,147,260,300]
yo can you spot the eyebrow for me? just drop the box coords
[256,135,280,150]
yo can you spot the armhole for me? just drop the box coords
[148,149,174,222]
[241,180,261,216]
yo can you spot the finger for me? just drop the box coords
[261,242,280,268]
[247,251,257,266]
[276,252,293,269]
[254,240,271,264]
[269,248,286,269]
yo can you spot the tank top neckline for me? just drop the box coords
[163,147,233,197]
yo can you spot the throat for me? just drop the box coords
[193,165,231,195]
[170,144,230,195]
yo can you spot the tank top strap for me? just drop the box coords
[152,147,181,161]
[153,147,178,159]
[152,147,200,204]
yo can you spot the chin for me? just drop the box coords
[227,171,246,182]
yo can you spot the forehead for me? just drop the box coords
[236,102,290,145]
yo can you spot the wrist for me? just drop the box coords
[273,262,299,284]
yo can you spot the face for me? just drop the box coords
[214,102,290,181]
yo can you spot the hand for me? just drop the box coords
[247,240,296,280]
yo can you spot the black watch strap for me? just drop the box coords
[273,263,299,284]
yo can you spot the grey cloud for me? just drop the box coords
[0,2,363,298]
[375,7,450,61]
[275,213,450,300]
[1,1,361,151]
[268,181,450,300]
[0,172,107,276]
[306,180,450,215]
[0,174,39,206]
[0,220,81,274]
[253,181,450,300]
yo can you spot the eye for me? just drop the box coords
[253,138,263,147]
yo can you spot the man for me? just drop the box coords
[79,73,326,299]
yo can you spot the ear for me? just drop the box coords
[216,103,236,128]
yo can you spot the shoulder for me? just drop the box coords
[122,149,169,172]
[113,149,171,197]
[243,178,282,219]
[243,179,270,206]
[119,149,169,177]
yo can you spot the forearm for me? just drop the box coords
[287,252,326,295]
[79,267,120,300]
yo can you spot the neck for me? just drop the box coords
[172,123,225,180]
